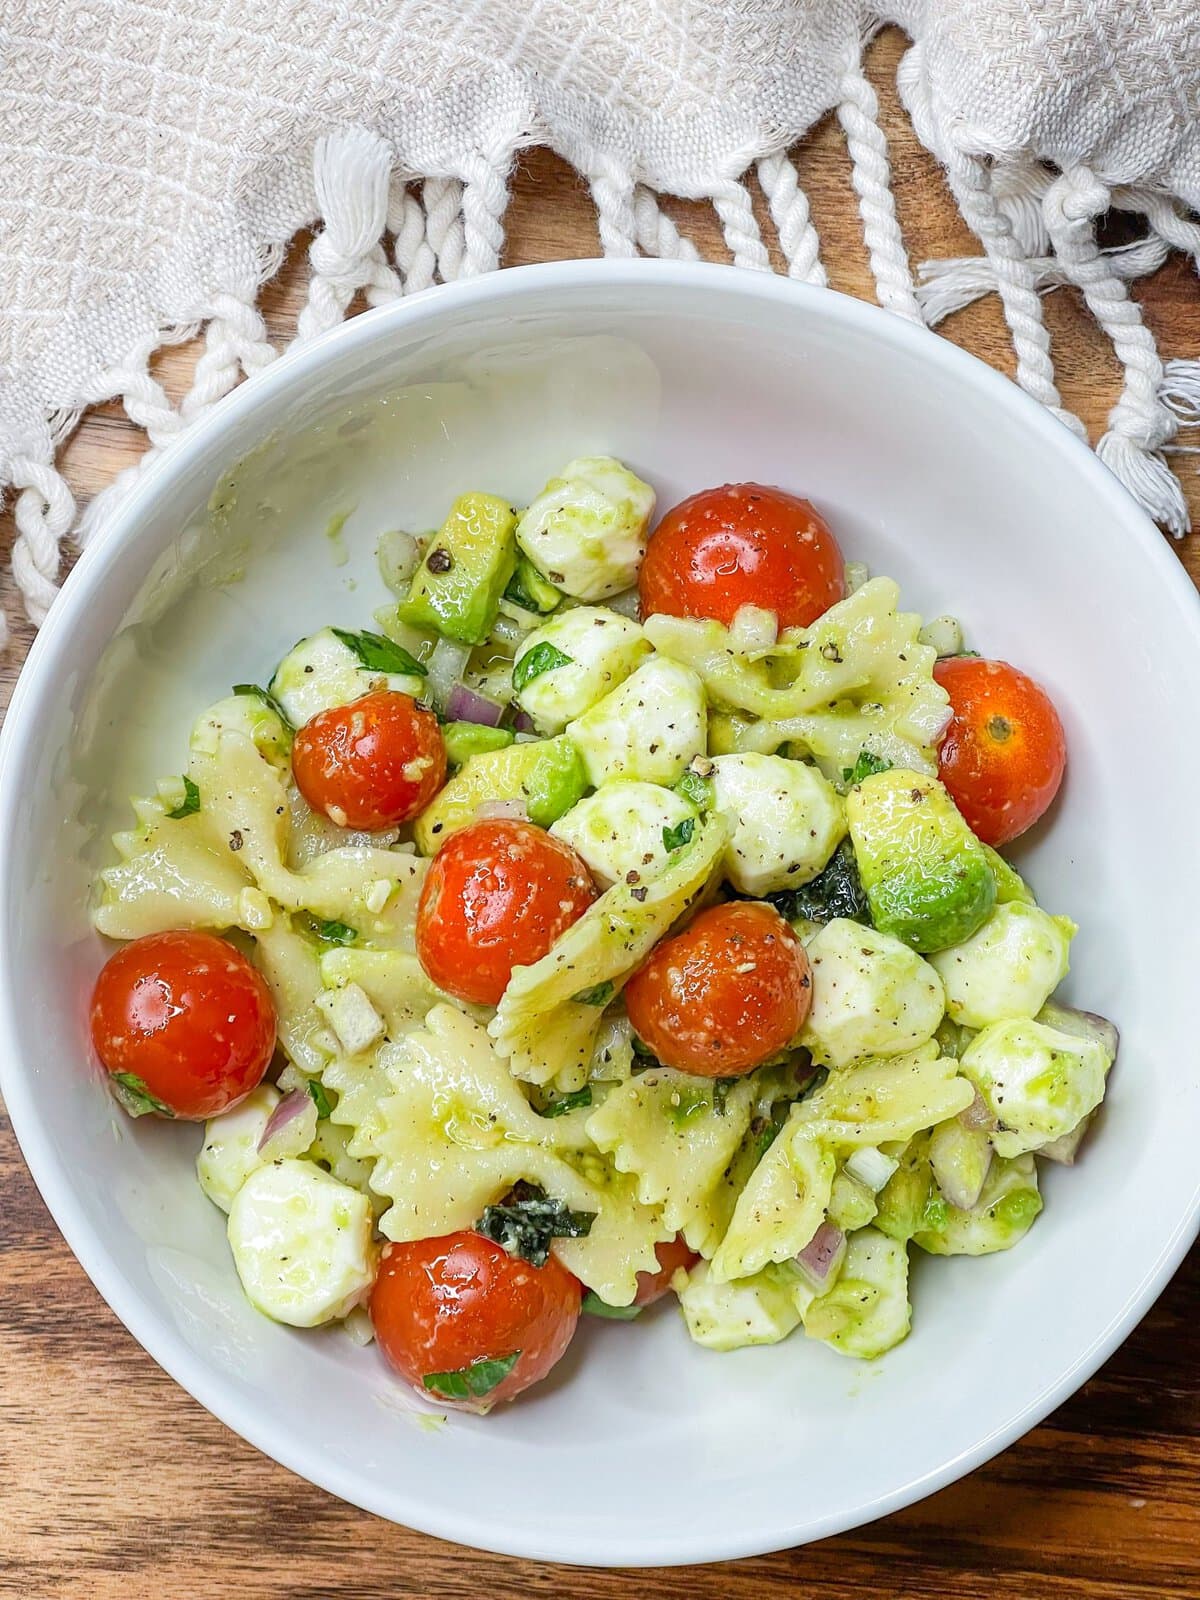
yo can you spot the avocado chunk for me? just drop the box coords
[414,736,587,853]
[441,721,515,767]
[504,554,562,615]
[398,492,518,645]
[846,767,996,952]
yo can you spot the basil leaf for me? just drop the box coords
[662,816,695,853]
[539,1086,592,1118]
[330,627,427,677]
[511,642,573,693]
[769,841,870,927]
[422,1351,520,1402]
[476,1182,595,1266]
[307,1079,333,1119]
[842,750,892,786]
[166,776,201,820]
[571,981,614,1008]
[110,1071,174,1119]
[582,1291,642,1321]
[674,770,713,811]
[305,916,357,945]
[233,682,293,728]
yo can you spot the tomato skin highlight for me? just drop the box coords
[625,901,812,1077]
[933,657,1066,847]
[634,1234,700,1306]
[638,483,846,630]
[291,690,446,831]
[371,1232,581,1409]
[90,930,276,1119]
[416,819,597,1006]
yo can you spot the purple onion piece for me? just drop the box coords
[445,682,505,728]
[959,1087,998,1132]
[795,1221,845,1286]
[257,1089,311,1153]
[510,708,535,734]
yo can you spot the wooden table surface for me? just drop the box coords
[2,30,1199,1599]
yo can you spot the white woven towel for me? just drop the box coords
[3,0,1199,648]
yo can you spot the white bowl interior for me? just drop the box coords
[3,264,1199,1565]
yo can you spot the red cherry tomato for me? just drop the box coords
[90,930,276,1120]
[416,819,597,1006]
[933,657,1067,847]
[291,690,446,831]
[634,1235,700,1307]
[371,1232,581,1410]
[625,901,812,1077]
[638,483,846,630]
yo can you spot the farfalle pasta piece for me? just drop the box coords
[710,1123,836,1282]
[644,578,950,781]
[489,814,728,1087]
[791,1044,974,1147]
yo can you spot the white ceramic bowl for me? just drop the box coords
[3,261,1199,1567]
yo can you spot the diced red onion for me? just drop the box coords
[446,683,505,727]
[1039,1116,1091,1166]
[257,1089,311,1153]
[476,798,529,822]
[605,588,641,621]
[1040,1002,1120,1063]
[959,1087,997,1132]
[510,708,535,734]
[795,1222,845,1287]
[426,638,473,711]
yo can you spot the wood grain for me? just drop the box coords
[2,29,1198,1597]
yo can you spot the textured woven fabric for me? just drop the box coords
[1,0,1198,645]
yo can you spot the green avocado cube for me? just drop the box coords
[414,736,587,854]
[441,721,516,767]
[504,555,562,615]
[398,492,518,646]
[846,767,996,953]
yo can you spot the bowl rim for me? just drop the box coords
[3,257,1199,1567]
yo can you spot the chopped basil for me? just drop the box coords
[110,1071,174,1119]
[842,750,892,786]
[422,1351,520,1401]
[504,558,562,615]
[769,841,871,927]
[582,1291,642,1321]
[674,770,713,812]
[166,776,201,820]
[511,641,573,693]
[305,916,357,946]
[662,816,695,853]
[539,1086,592,1118]
[307,1079,333,1119]
[233,681,293,727]
[330,627,427,677]
[476,1182,595,1267]
[572,981,614,1008]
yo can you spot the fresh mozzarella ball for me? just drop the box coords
[515,457,656,601]
[710,753,845,896]
[513,607,652,734]
[676,1259,802,1351]
[189,694,291,769]
[227,1159,376,1327]
[929,903,1075,1029]
[550,781,697,887]
[802,918,945,1067]
[269,628,423,728]
[567,657,706,787]
[960,1018,1109,1159]
[196,1085,280,1213]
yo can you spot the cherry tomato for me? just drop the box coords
[371,1232,581,1410]
[638,483,846,631]
[90,930,276,1120]
[291,690,446,831]
[625,901,811,1077]
[634,1235,700,1307]
[933,657,1066,847]
[416,819,597,1006]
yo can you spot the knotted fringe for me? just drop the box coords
[6,47,1200,647]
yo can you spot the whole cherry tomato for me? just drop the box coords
[291,690,446,831]
[90,930,276,1119]
[634,1235,700,1307]
[638,483,846,630]
[933,657,1066,847]
[624,901,811,1077]
[416,819,596,1006]
[371,1232,581,1410]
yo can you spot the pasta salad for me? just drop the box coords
[88,459,1116,1411]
